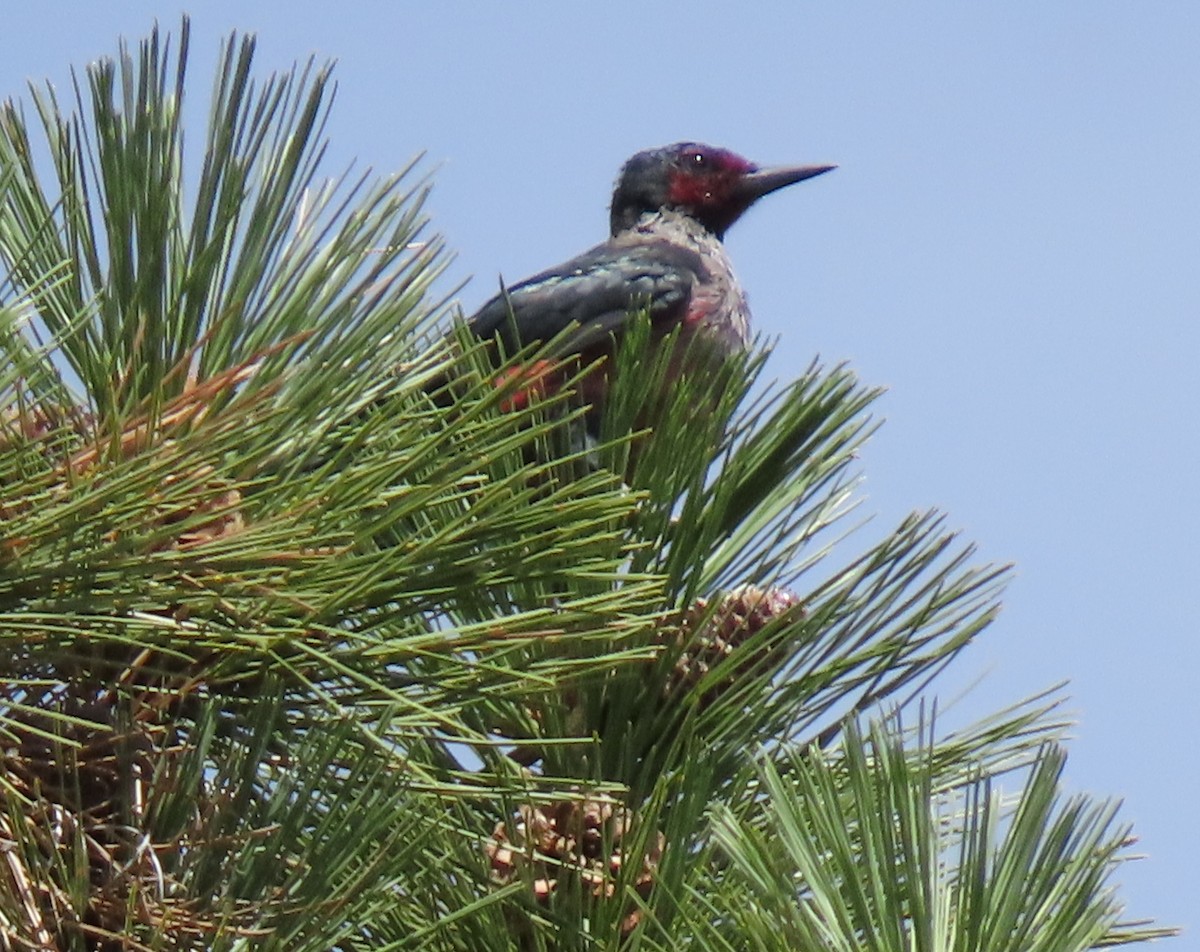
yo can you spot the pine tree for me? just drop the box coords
[0,21,1176,951]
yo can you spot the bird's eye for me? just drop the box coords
[690,151,709,169]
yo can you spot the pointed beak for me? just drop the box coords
[737,163,836,201]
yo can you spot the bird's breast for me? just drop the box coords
[627,211,752,354]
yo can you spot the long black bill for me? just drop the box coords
[738,163,837,201]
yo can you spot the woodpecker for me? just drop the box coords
[465,142,834,421]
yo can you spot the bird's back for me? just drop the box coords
[467,209,750,360]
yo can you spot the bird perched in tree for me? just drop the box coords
[463,142,834,424]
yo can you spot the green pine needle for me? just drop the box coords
[0,18,1173,950]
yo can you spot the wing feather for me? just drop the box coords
[467,239,704,357]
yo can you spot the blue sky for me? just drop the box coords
[4,2,1196,939]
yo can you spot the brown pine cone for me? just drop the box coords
[486,794,663,936]
[667,584,804,705]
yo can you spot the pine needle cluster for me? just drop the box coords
[0,20,1174,951]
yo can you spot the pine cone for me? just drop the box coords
[667,584,804,706]
[1,686,171,944]
[5,690,160,824]
[486,795,663,937]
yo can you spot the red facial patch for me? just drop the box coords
[667,147,754,208]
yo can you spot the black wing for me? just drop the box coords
[467,239,704,357]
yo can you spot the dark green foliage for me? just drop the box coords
[0,19,1172,951]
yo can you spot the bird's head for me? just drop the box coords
[609,142,835,239]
